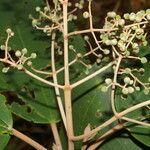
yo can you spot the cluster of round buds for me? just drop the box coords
[75,0,84,9]
[0,45,11,51]
[100,10,150,57]
[118,67,150,95]
[124,9,150,22]
[13,48,37,70]
[6,28,14,37]
[101,78,112,92]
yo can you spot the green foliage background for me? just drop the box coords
[0,0,149,149]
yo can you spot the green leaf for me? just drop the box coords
[0,134,10,150]
[0,94,13,133]
[10,80,60,124]
[100,132,140,150]
[128,125,150,147]
[71,64,113,148]
[0,64,60,123]
[139,46,150,57]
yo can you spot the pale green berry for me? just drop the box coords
[135,16,142,22]
[107,12,116,18]
[87,65,92,69]
[27,61,32,66]
[122,88,129,95]
[44,7,49,12]
[135,86,140,91]
[31,53,37,59]
[6,28,12,34]
[129,13,136,21]
[136,28,144,35]
[132,43,138,49]
[83,11,89,19]
[146,9,150,14]
[139,68,145,72]
[2,67,9,73]
[84,35,89,41]
[0,45,5,50]
[78,4,83,9]
[77,53,82,58]
[101,86,108,92]
[141,57,147,64]
[125,51,130,56]
[32,19,38,27]
[116,15,121,20]
[146,14,150,20]
[118,19,125,26]
[15,50,22,57]
[148,77,150,82]
[68,2,72,7]
[111,39,117,46]
[133,48,140,54]
[17,64,23,70]
[124,13,129,19]
[124,68,131,74]
[69,45,74,49]
[73,16,77,20]
[128,86,135,93]
[105,78,112,85]
[129,80,134,85]
[96,58,101,64]
[10,32,14,36]
[103,49,110,55]
[143,41,148,46]
[22,48,28,54]
[36,7,41,12]
[124,77,131,84]
[144,89,149,95]
[85,68,89,75]
[105,40,111,46]
[75,3,79,7]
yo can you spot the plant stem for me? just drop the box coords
[62,0,74,149]
[87,124,124,149]
[12,128,47,150]
[111,55,123,115]
[24,69,64,89]
[122,117,150,127]
[51,32,67,130]
[68,21,148,37]
[50,123,62,149]
[72,61,114,88]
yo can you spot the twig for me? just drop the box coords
[51,32,67,130]
[50,123,62,150]
[12,128,47,150]
[72,61,115,88]
[87,124,124,149]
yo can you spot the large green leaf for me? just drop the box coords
[70,64,113,148]
[0,64,60,123]
[0,94,12,134]
[100,132,140,150]
[10,80,60,124]
[0,134,10,150]
[129,125,150,147]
